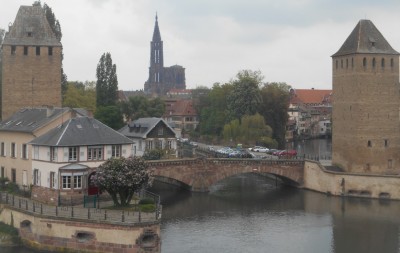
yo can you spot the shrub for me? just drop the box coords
[139,198,155,205]
[139,204,156,213]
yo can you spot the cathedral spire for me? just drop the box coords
[152,13,161,42]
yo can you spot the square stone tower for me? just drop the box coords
[332,20,400,174]
[1,5,62,120]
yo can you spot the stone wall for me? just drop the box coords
[304,160,400,200]
[0,205,160,253]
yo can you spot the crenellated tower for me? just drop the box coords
[332,20,400,174]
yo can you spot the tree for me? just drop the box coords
[226,70,263,121]
[93,156,152,207]
[94,105,124,130]
[63,81,96,112]
[96,52,118,107]
[259,82,291,148]
[119,96,165,122]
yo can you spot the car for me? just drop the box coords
[190,141,198,147]
[278,150,298,157]
[253,147,269,152]
[248,146,261,151]
[267,149,279,155]
[272,150,284,156]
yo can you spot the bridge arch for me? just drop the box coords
[148,158,304,192]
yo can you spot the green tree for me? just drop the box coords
[96,52,118,107]
[259,82,291,148]
[119,96,165,122]
[93,156,152,207]
[226,70,263,121]
[63,81,96,112]
[94,106,124,130]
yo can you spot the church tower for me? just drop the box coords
[332,20,400,174]
[1,5,62,119]
[144,14,164,95]
[144,14,186,96]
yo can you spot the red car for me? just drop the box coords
[278,150,297,157]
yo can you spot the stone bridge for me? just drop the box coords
[147,158,305,192]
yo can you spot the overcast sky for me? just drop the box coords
[1,0,400,91]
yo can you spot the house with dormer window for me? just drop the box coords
[0,107,85,187]
[119,117,177,157]
[29,116,134,205]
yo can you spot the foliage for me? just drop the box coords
[94,105,124,130]
[196,83,233,136]
[226,70,263,121]
[259,82,291,148]
[139,198,155,205]
[0,222,21,245]
[93,156,153,207]
[142,149,165,160]
[139,204,156,212]
[96,52,118,107]
[63,81,96,112]
[223,113,273,145]
[119,96,165,122]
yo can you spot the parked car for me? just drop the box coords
[248,146,261,151]
[267,149,279,155]
[278,150,297,157]
[272,150,284,156]
[253,147,269,152]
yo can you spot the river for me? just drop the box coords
[3,139,400,253]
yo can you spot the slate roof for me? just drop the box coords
[152,14,161,42]
[332,20,399,57]
[119,117,176,139]
[0,107,71,133]
[3,5,61,47]
[30,117,133,147]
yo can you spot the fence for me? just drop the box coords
[0,192,161,225]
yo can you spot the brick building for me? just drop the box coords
[144,14,186,96]
[332,20,400,174]
[1,4,62,120]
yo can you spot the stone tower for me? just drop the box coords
[332,20,400,174]
[1,5,62,120]
[144,15,186,96]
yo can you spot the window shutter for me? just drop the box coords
[63,147,69,162]
[80,151,85,161]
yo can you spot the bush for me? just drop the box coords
[139,198,155,205]
[139,204,156,212]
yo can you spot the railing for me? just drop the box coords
[0,192,161,225]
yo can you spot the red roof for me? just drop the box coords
[164,99,197,117]
[290,89,332,105]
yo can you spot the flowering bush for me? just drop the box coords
[93,156,153,206]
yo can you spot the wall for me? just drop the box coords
[0,205,160,253]
[304,160,400,199]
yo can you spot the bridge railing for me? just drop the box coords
[0,192,161,225]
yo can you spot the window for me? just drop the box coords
[48,47,53,56]
[62,176,71,189]
[11,169,16,183]
[381,58,385,68]
[22,144,27,159]
[33,169,39,186]
[50,147,57,161]
[1,167,4,178]
[73,175,82,189]
[147,141,153,150]
[36,46,40,56]
[384,139,389,148]
[363,57,367,67]
[167,140,172,149]
[11,46,16,55]
[111,145,121,157]
[158,128,163,135]
[388,159,393,169]
[156,140,163,149]
[367,140,372,147]
[33,146,39,159]
[68,147,78,161]
[340,59,343,68]
[351,58,354,68]
[27,32,32,37]
[391,58,394,68]
[139,140,142,151]
[88,146,103,160]
[346,59,348,68]
[1,142,5,156]
[24,46,28,55]
[50,172,56,189]
[11,143,16,158]
[335,60,338,69]
[372,58,376,68]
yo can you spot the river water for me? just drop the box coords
[3,139,400,253]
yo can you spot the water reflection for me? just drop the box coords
[152,172,400,253]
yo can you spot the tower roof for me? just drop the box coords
[3,5,61,47]
[152,13,162,42]
[332,20,399,57]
